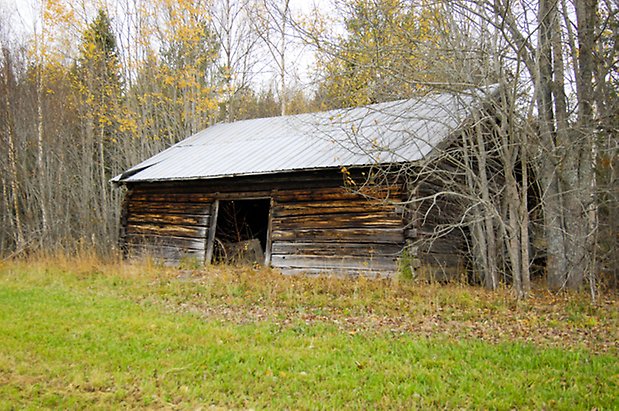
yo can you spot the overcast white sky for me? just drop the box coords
[1,0,34,34]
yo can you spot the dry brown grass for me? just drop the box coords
[4,253,618,353]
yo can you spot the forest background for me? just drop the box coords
[0,0,617,296]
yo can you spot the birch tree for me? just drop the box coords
[305,0,617,294]
[210,0,262,121]
[1,47,24,250]
[252,0,292,116]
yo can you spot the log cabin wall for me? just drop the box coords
[271,185,405,276]
[122,189,213,263]
[114,89,498,278]
[120,169,408,276]
[403,175,468,280]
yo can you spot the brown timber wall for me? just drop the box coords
[122,190,213,263]
[405,178,467,280]
[271,185,405,276]
[120,169,407,276]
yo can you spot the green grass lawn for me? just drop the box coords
[0,259,617,409]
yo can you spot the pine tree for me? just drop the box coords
[72,9,124,246]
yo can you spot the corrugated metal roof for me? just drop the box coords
[113,86,496,183]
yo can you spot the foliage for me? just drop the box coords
[0,260,617,409]
[156,0,221,135]
[71,9,125,246]
[1,0,617,295]
[0,0,317,259]
[313,0,451,109]
[397,247,415,281]
[72,9,124,165]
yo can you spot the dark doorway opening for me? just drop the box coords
[212,199,271,265]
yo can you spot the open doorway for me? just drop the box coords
[210,199,271,265]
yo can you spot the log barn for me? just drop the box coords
[112,88,494,276]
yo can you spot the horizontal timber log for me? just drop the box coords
[272,213,403,229]
[125,234,206,250]
[130,193,214,203]
[271,241,402,257]
[272,203,396,218]
[275,186,403,203]
[271,254,397,271]
[127,212,209,227]
[128,201,210,214]
[278,267,393,277]
[127,244,205,262]
[126,222,207,238]
[271,228,405,244]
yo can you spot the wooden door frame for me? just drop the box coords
[204,196,273,266]
[205,199,219,264]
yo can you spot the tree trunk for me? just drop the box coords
[572,0,598,292]
[520,131,531,293]
[279,0,289,116]
[536,0,569,289]
[462,125,498,290]
[36,59,49,240]
[99,124,108,244]
[476,131,498,290]
[2,48,24,249]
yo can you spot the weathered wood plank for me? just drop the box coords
[130,190,272,203]
[128,243,206,256]
[127,212,210,227]
[129,193,214,203]
[206,191,272,200]
[271,228,405,244]
[272,213,403,229]
[271,241,402,257]
[126,223,207,238]
[205,200,219,264]
[127,244,205,262]
[265,198,274,265]
[278,267,394,277]
[272,203,396,218]
[276,199,398,210]
[128,201,210,214]
[271,254,398,271]
[127,177,403,205]
[125,234,206,250]
[275,186,403,203]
